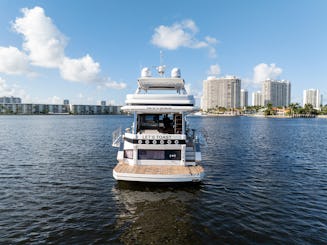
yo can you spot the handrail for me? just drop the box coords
[112,127,122,147]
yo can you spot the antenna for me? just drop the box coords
[156,50,165,77]
[160,50,164,66]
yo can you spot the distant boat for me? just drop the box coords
[112,65,204,182]
[47,112,69,115]
[187,111,205,117]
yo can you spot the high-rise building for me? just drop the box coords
[101,100,106,106]
[240,89,248,108]
[201,76,241,111]
[252,91,263,106]
[262,80,291,107]
[303,89,321,109]
[63,99,69,105]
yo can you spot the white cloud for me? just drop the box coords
[73,93,96,105]
[1,6,125,91]
[182,19,198,33]
[98,77,127,89]
[0,46,31,75]
[208,47,217,58]
[207,64,221,76]
[253,63,283,83]
[104,81,126,89]
[241,78,252,89]
[60,55,100,82]
[151,19,217,57]
[151,24,192,50]
[0,77,30,101]
[205,36,218,44]
[13,6,66,68]
[184,83,202,99]
[47,95,61,104]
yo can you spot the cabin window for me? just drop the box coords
[138,114,160,130]
[124,150,133,159]
[137,113,181,134]
[138,150,181,160]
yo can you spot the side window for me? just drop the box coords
[124,150,133,159]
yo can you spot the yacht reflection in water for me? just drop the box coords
[112,182,202,244]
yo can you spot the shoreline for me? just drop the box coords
[192,113,327,119]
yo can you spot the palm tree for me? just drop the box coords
[304,103,314,114]
[264,103,274,116]
[289,102,300,115]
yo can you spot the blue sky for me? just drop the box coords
[0,0,326,105]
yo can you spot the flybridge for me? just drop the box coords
[137,77,185,91]
[135,66,187,94]
[122,66,195,113]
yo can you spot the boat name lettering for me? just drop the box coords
[141,135,174,140]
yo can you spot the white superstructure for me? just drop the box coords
[112,66,204,182]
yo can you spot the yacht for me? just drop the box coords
[112,66,204,182]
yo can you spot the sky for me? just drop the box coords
[0,0,327,106]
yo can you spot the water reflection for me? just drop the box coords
[112,182,202,244]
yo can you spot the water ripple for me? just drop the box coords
[1,116,327,244]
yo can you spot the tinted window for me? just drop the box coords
[138,150,181,160]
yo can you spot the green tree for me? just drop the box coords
[320,104,327,115]
[218,106,226,113]
[303,103,317,115]
[288,102,300,115]
[264,103,274,116]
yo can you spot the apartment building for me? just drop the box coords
[303,89,321,109]
[202,76,241,111]
[252,91,263,106]
[262,80,291,107]
[240,89,248,108]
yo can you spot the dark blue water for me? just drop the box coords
[0,115,327,244]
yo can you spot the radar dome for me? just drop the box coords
[141,67,151,77]
[171,68,181,78]
[207,76,216,80]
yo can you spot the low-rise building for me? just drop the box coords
[69,104,120,114]
[0,97,122,115]
[0,96,22,104]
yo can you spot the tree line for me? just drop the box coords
[205,103,327,116]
